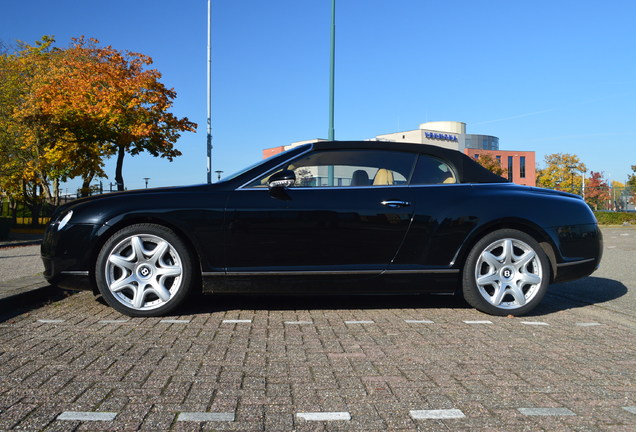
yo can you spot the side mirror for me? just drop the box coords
[268,170,296,189]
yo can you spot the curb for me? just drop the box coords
[0,240,42,249]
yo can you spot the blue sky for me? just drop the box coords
[2,0,635,191]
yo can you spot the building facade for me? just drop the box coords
[463,148,536,186]
[376,121,535,186]
[376,121,500,152]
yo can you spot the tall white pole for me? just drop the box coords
[206,0,213,184]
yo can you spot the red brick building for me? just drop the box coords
[463,149,536,186]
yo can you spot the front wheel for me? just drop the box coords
[95,224,194,317]
[462,229,550,316]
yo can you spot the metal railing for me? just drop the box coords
[545,186,634,211]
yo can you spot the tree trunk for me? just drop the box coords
[25,183,42,227]
[80,177,93,196]
[40,177,53,203]
[80,176,93,197]
[52,178,60,206]
[115,145,126,191]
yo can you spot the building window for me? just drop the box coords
[520,156,526,178]
[474,154,479,159]
[496,155,501,164]
[508,156,514,181]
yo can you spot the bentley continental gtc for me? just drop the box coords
[42,141,602,317]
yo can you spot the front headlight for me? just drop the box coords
[57,210,73,231]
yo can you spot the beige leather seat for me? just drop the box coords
[373,169,394,186]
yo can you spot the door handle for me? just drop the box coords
[381,200,411,208]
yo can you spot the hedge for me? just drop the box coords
[594,211,636,225]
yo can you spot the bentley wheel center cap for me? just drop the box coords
[137,265,153,279]
[500,266,515,281]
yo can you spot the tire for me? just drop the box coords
[95,223,194,317]
[462,229,550,316]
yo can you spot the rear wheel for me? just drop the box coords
[462,229,550,316]
[95,224,193,317]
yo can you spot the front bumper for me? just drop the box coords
[41,222,103,291]
[549,223,603,283]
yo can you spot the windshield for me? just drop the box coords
[218,144,311,183]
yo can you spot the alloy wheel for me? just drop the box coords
[104,234,184,311]
[474,238,543,310]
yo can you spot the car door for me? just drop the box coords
[224,149,418,275]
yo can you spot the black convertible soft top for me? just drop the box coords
[312,140,509,184]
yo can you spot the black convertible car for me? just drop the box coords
[42,141,602,317]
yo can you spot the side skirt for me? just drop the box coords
[201,269,460,295]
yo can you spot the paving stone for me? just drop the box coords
[0,278,635,431]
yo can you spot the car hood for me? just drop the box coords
[526,186,584,200]
[51,183,225,224]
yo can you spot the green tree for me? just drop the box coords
[536,153,586,194]
[627,165,636,188]
[626,165,636,209]
[0,36,60,223]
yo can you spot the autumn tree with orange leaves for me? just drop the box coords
[584,171,611,211]
[30,36,197,192]
[475,153,507,178]
[1,36,196,222]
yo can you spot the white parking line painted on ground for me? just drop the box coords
[624,406,636,415]
[521,321,549,326]
[344,320,375,324]
[37,319,65,323]
[98,320,129,324]
[222,319,252,323]
[177,412,235,422]
[296,412,351,421]
[57,411,117,421]
[576,322,602,327]
[284,321,313,325]
[517,408,576,416]
[463,320,493,324]
[160,319,190,324]
[409,409,466,419]
[405,320,434,324]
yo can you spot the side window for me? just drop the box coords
[410,155,458,185]
[246,149,417,188]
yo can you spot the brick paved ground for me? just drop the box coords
[0,229,634,431]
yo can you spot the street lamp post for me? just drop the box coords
[215,170,223,182]
[581,170,586,199]
[143,177,150,188]
[566,165,576,194]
